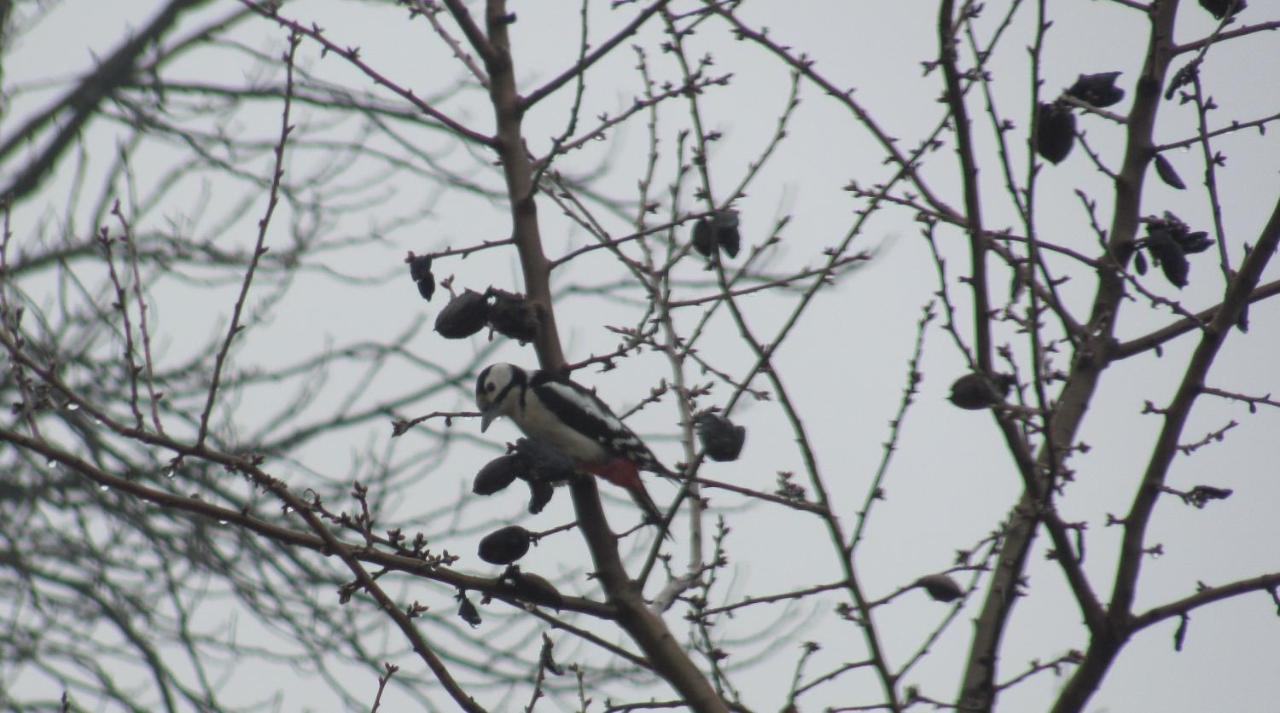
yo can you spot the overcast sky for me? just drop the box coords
[5,1,1279,711]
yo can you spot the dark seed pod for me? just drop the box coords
[515,438,577,485]
[474,453,527,495]
[456,593,482,627]
[1036,102,1076,165]
[434,289,489,338]
[1065,72,1125,108]
[1185,484,1233,508]
[692,218,716,257]
[408,254,433,283]
[486,289,540,344]
[1176,231,1212,255]
[527,480,554,514]
[692,210,742,259]
[407,254,436,301]
[1143,220,1191,288]
[478,526,532,565]
[1165,62,1199,101]
[416,274,436,301]
[1153,155,1186,190]
[712,210,742,258]
[948,373,1013,410]
[1134,250,1148,276]
[1200,0,1246,20]
[916,573,964,602]
[1139,212,1211,285]
[504,568,563,610]
[694,413,746,462]
[1157,247,1190,288]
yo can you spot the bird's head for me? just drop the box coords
[475,362,526,432]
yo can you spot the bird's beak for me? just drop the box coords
[480,406,498,433]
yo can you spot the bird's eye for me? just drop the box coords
[486,383,496,393]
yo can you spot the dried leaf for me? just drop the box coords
[1036,102,1076,164]
[1154,155,1186,190]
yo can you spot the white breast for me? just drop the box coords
[513,389,611,465]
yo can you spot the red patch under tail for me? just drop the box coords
[585,459,665,526]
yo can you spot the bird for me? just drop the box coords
[475,363,671,528]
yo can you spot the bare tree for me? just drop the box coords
[2,1,1278,711]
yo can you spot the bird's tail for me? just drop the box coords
[630,485,661,523]
[587,459,674,540]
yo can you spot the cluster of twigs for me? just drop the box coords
[2,1,1278,712]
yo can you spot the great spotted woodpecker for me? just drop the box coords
[475,363,670,525]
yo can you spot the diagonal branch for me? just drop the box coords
[1111,278,1280,359]
[1050,191,1280,713]
[196,29,298,447]
[0,0,211,203]
[449,1,728,709]
[521,0,671,110]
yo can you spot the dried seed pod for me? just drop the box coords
[1036,102,1076,165]
[692,218,716,257]
[948,373,1011,410]
[416,275,436,301]
[515,438,577,485]
[485,289,540,344]
[691,210,742,259]
[434,289,489,338]
[511,436,571,516]
[1141,217,1202,288]
[478,526,532,565]
[1185,484,1233,508]
[473,453,527,495]
[1065,72,1125,108]
[408,254,436,301]
[1165,62,1199,101]
[527,480,554,514]
[1154,155,1186,190]
[1176,231,1212,255]
[504,568,563,610]
[1151,238,1190,288]
[694,413,746,462]
[1199,0,1246,20]
[712,209,742,258]
[456,593,482,627]
[916,573,964,602]
[408,254,433,283]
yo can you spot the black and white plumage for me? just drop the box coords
[475,363,670,524]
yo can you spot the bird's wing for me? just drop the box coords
[531,372,668,473]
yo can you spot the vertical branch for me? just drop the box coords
[115,204,166,434]
[1018,0,1062,479]
[448,2,727,708]
[195,29,299,447]
[656,17,901,694]
[850,302,934,551]
[97,221,147,430]
[630,48,706,566]
[0,203,43,439]
[1048,194,1280,713]
[1189,74,1232,280]
[959,2,1182,711]
[469,0,564,370]
[938,0,993,373]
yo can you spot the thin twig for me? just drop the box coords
[196,30,299,447]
